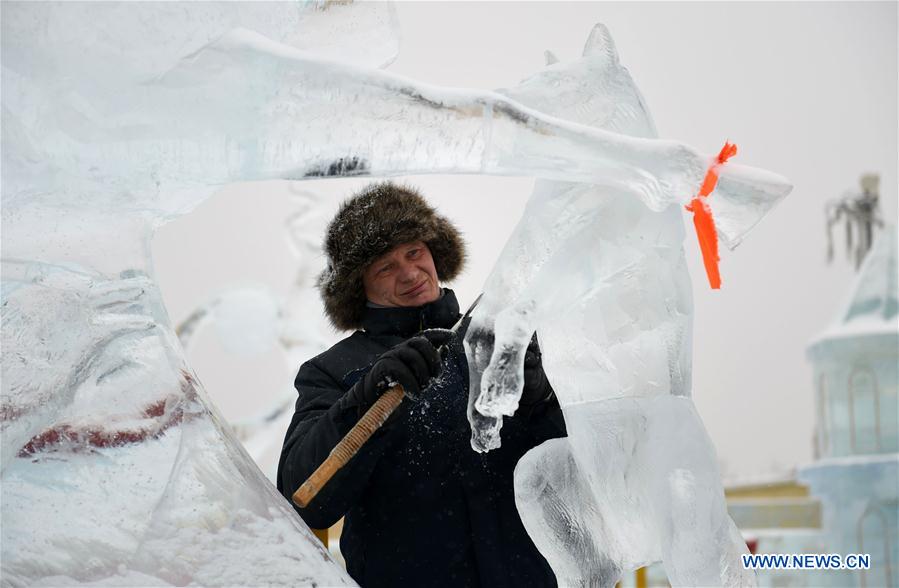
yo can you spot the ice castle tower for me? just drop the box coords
[800,225,898,587]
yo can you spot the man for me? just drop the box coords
[277,182,566,587]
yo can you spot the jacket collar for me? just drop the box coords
[361,288,461,336]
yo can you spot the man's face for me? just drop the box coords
[362,241,441,308]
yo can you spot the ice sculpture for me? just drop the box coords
[1,265,356,586]
[2,1,790,584]
[464,26,792,586]
[4,2,785,219]
[2,3,392,586]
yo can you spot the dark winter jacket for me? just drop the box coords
[277,290,567,588]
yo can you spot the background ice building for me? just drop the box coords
[800,224,898,588]
[720,224,898,588]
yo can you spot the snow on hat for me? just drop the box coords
[317,182,467,331]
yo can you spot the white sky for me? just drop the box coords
[152,1,898,483]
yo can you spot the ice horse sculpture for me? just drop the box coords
[465,26,792,586]
[2,1,787,584]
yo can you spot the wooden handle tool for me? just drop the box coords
[292,293,482,508]
[292,385,404,508]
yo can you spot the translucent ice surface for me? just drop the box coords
[3,2,789,585]
[1,264,354,587]
[464,25,791,586]
[3,2,784,222]
[1,3,393,585]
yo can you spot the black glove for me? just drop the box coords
[346,334,448,416]
[419,327,459,362]
[520,333,553,406]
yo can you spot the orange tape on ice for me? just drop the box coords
[685,141,737,289]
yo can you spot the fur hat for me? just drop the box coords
[317,182,467,331]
